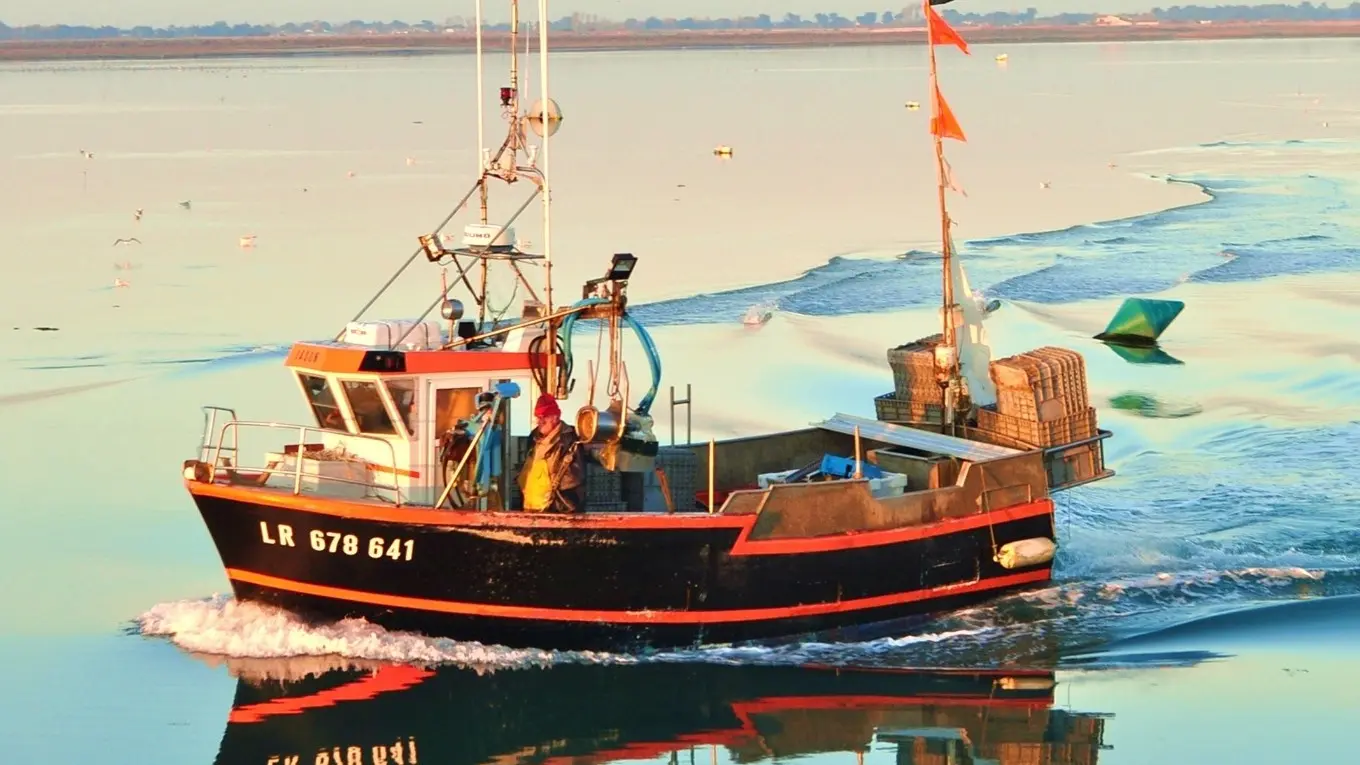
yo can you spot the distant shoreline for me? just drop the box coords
[4,21,1360,63]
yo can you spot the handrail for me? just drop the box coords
[1040,428,1112,455]
[199,405,238,463]
[211,419,406,506]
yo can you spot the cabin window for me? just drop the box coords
[385,378,417,437]
[341,379,398,436]
[435,387,482,439]
[298,373,346,431]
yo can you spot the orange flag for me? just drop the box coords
[926,5,970,55]
[930,84,967,142]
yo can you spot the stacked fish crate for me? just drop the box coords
[977,347,1098,449]
[976,346,1107,488]
[875,334,945,425]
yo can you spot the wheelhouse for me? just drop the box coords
[276,314,546,507]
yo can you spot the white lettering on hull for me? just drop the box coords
[269,737,417,765]
[259,522,297,547]
[305,530,415,561]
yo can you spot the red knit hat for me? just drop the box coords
[534,394,561,418]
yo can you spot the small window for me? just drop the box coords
[385,379,417,437]
[341,380,398,435]
[299,374,347,431]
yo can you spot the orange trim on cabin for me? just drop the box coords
[187,481,1053,553]
[227,665,434,724]
[225,567,1051,625]
[366,463,421,479]
[285,341,539,375]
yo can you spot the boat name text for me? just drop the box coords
[265,736,417,765]
[259,522,415,561]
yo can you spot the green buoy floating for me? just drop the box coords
[1096,297,1184,364]
[1095,298,1184,348]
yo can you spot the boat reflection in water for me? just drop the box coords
[207,657,1112,765]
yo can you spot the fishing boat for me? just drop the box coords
[211,658,1111,765]
[181,0,1114,651]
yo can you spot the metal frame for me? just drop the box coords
[199,409,406,506]
[669,384,692,447]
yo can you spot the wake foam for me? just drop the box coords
[135,565,1344,671]
[134,594,991,671]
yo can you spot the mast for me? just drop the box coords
[338,0,564,367]
[922,0,968,433]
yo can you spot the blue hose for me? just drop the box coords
[560,298,663,417]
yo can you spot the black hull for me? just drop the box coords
[190,484,1055,652]
[230,578,1026,651]
[213,661,1108,765]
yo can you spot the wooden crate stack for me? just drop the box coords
[982,346,1098,448]
[878,334,945,424]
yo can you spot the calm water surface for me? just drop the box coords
[2,38,1359,764]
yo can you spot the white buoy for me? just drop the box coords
[994,537,1056,569]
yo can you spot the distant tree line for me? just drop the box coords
[3,4,1359,41]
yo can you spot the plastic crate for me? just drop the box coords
[976,405,1098,448]
[887,334,945,401]
[874,392,945,424]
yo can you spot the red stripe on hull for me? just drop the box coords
[228,665,433,724]
[226,567,1052,625]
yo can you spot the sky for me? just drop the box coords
[3,1,1172,28]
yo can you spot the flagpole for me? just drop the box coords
[924,0,961,431]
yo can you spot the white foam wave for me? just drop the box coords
[134,594,992,669]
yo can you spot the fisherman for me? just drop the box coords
[518,393,587,513]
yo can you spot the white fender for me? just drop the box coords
[994,537,1056,569]
[998,676,1057,691]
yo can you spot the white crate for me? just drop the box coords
[342,320,444,350]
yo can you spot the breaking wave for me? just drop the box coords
[631,160,1358,323]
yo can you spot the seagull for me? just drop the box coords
[80,149,94,159]
[113,278,130,288]
[1039,181,1051,189]
[179,200,192,210]
[133,208,144,222]
[239,234,257,248]
[113,237,141,246]
[406,157,417,166]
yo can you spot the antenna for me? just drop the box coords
[340,0,564,359]
[475,0,485,179]
[538,0,553,318]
